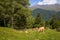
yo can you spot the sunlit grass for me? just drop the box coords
[0,27,60,40]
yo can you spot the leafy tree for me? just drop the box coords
[26,16,35,28]
[45,20,50,28]
[0,0,33,29]
[33,12,43,28]
[55,16,60,31]
[49,14,60,30]
[49,14,57,29]
[15,0,29,6]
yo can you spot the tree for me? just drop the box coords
[0,0,33,29]
[45,20,50,28]
[26,16,35,28]
[33,12,43,28]
[49,14,57,29]
[49,14,60,30]
[15,0,29,6]
[0,0,36,30]
[55,16,60,31]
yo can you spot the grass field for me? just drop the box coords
[0,27,60,40]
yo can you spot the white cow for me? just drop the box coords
[38,27,44,32]
[25,30,28,33]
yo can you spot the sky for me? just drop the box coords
[29,0,60,6]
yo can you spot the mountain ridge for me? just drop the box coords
[32,8,60,21]
[29,4,60,11]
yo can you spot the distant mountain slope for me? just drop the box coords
[32,8,60,21]
[30,4,60,11]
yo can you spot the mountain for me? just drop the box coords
[29,4,60,11]
[29,4,60,21]
[32,8,60,21]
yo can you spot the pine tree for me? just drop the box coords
[33,12,43,28]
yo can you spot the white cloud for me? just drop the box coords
[38,0,57,5]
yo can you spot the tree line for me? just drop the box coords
[0,0,34,29]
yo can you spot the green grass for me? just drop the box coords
[0,27,60,40]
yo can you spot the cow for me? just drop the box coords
[38,27,44,32]
[25,30,28,33]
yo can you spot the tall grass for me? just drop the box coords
[0,27,60,40]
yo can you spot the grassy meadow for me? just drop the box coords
[0,27,60,40]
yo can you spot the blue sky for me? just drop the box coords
[29,0,43,4]
[58,0,60,3]
[29,0,43,6]
[29,0,60,6]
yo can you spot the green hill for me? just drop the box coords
[32,8,60,21]
[0,27,60,40]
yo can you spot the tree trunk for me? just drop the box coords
[11,16,14,28]
[4,18,6,27]
[11,1,14,28]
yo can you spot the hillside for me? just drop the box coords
[29,4,60,11]
[0,27,60,40]
[29,4,60,21]
[32,8,60,21]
